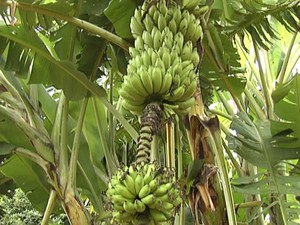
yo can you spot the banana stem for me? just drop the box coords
[41,190,57,225]
[151,135,159,161]
[277,31,298,84]
[136,103,163,163]
[253,42,274,120]
[165,120,175,168]
[67,97,88,193]
[59,95,69,190]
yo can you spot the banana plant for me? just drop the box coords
[204,1,300,224]
[0,0,135,224]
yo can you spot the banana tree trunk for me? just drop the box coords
[63,192,90,225]
[186,90,229,225]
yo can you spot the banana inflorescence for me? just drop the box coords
[120,0,203,118]
[108,0,205,223]
[107,162,181,224]
[135,103,163,164]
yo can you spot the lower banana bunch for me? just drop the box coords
[120,0,203,118]
[106,162,181,224]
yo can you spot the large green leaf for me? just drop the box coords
[224,0,300,50]
[82,97,106,167]
[0,154,50,211]
[75,141,105,212]
[272,75,300,148]
[0,24,88,100]
[30,55,87,100]
[0,119,33,151]
[201,23,246,98]
[227,112,300,168]
[0,171,15,196]
[227,112,300,223]
[104,0,138,39]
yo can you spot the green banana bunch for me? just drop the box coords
[106,162,181,224]
[182,0,209,18]
[120,0,203,118]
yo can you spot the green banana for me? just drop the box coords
[194,5,209,18]
[190,21,203,43]
[161,202,174,211]
[130,74,149,98]
[140,70,153,95]
[157,13,166,31]
[128,164,137,180]
[181,41,193,61]
[141,194,156,205]
[113,210,132,220]
[135,36,144,51]
[152,67,163,94]
[154,182,173,196]
[138,184,151,199]
[143,166,155,184]
[141,51,152,67]
[159,72,173,95]
[129,47,140,58]
[119,88,145,104]
[181,61,195,76]
[149,49,158,66]
[190,49,200,66]
[123,173,137,196]
[123,76,148,99]
[134,199,146,213]
[149,209,168,222]
[179,17,188,35]
[177,97,195,110]
[106,187,115,198]
[173,6,182,25]
[114,184,136,199]
[134,173,145,195]
[186,18,198,41]
[174,33,184,50]
[169,18,177,34]
[111,194,129,205]
[173,195,182,207]
[153,27,163,50]
[144,14,154,32]
[162,50,171,69]
[131,16,144,38]
[149,179,159,192]
[166,86,185,102]
[158,1,168,15]
[142,31,153,49]
[122,100,144,115]
[183,0,200,9]
[123,201,137,214]
[180,78,197,100]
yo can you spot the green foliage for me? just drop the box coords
[0,189,67,225]
[104,0,138,38]
[224,0,300,50]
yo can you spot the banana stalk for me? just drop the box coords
[135,103,163,163]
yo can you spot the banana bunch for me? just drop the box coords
[120,0,203,117]
[106,162,181,224]
[182,0,209,17]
